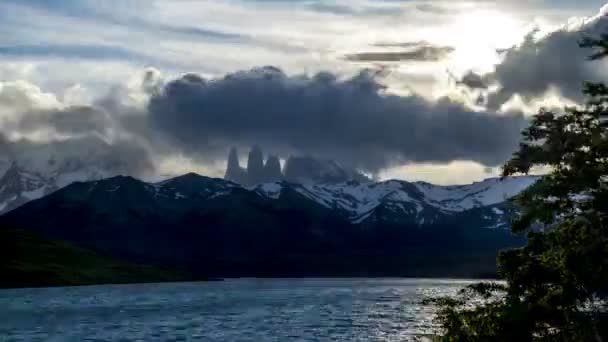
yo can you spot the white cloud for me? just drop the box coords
[0,80,63,113]
[455,4,608,112]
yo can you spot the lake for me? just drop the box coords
[0,278,475,341]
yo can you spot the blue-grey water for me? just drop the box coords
[0,278,474,342]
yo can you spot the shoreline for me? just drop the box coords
[1,275,501,290]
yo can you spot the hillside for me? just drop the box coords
[0,228,185,288]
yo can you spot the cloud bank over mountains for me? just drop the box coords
[0,73,157,178]
[0,1,607,183]
[149,67,526,173]
[0,64,527,179]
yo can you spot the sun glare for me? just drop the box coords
[445,9,528,74]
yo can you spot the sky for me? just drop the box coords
[1,0,608,185]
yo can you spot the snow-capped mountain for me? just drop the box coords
[0,162,122,214]
[0,156,539,227]
[0,172,537,277]
[78,173,537,230]
[0,163,49,213]
[252,176,538,228]
[0,135,152,214]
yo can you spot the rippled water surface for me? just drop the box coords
[0,278,474,341]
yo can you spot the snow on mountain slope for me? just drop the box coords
[295,180,423,220]
[0,164,52,214]
[256,183,283,199]
[253,176,539,224]
[0,134,156,214]
[0,163,130,214]
[147,173,239,200]
[414,176,538,211]
[0,153,538,227]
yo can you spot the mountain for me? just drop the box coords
[254,176,535,227]
[246,145,266,184]
[0,136,151,214]
[0,163,50,213]
[224,147,247,184]
[282,156,371,184]
[0,162,118,215]
[224,145,370,186]
[1,227,184,288]
[0,173,538,278]
[262,155,282,182]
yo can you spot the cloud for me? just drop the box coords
[3,0,246,41]
[0,44,164,64]
[458,71,488,89]
[0,134,154,179]
[461,7,608,110]
[16,106,112,137]
[0,0,298,79]
[305,2,402,17]
[373,40,436,48]
[0,63,528,180]
[0,77,155,178]
[415,3,448,14]
[345,44,455,62]
[0,80,62,114]
[148,66,527,172]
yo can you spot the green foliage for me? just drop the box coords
[431,37,608,341]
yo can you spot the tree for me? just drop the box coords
[429,36,608,341]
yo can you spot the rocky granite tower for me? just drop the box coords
[262,155,283,182]
[225,145,370,185]
[246,145,265,185]
[224,147,247,184]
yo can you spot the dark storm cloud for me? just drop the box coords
[148,66,527,172]
[458,71,488,89]
[345,45,455,62]
[19,113,154,177]
[462,9,608,109]
[0,132,154,178]
[16,106,113,137]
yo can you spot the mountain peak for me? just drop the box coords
[104,175,139,182]
[0,162,49,213]
[181,172,204,179]
[0,171,529,278]
[283,155,370,184]
[224,145,371,186]
[246,145,265,184]
[262,155,283,183]
[161,172,211,185]
[225,147,246,184]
